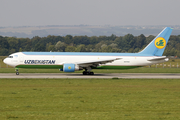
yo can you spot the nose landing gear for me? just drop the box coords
[15,68,19,75]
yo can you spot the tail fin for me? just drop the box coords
[139,27,173,56]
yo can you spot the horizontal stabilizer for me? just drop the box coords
[147,56,168,61]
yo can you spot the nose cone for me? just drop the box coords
[3,58,7,64]
[3,58,16,67]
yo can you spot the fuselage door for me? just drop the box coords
[19,55,24,63]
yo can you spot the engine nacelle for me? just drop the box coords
[62,63,82,72]
[59,63,82,72]
[63,63,75,72]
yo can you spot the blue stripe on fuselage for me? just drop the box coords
[22,52,154,56]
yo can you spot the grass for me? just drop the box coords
[0,78,180,120]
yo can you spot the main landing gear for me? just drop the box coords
[83,71,94,75]
[82,67,94,75]
[15,68,19,75]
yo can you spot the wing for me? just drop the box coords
[75,58,122,68]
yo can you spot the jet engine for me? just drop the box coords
[60,63,82,72]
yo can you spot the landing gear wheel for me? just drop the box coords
[83,71,87,75]
[82,71,94,75]
[90,72,94,75]
[15,68,19,75]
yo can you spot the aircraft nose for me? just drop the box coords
[3,58,8,64]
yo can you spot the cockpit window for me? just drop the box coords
[8,56,13,58]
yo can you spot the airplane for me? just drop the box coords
[3,27,173,75]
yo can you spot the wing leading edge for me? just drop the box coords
[75,58,122,68]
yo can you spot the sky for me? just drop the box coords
[0,0,180,27]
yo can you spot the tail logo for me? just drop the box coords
[155,37,166,49]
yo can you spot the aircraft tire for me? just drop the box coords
[16,72,19,75]
[83,71,87,75]
[90,72,94,75]
[83,71,94,75]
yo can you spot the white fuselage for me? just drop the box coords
[3,52,168,68]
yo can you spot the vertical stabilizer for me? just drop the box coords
[139,27,173,56]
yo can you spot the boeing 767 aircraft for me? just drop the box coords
[3,27,173,75]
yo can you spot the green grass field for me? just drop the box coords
[0,78,180,120]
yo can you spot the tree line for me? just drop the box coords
[0,34,180,57]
